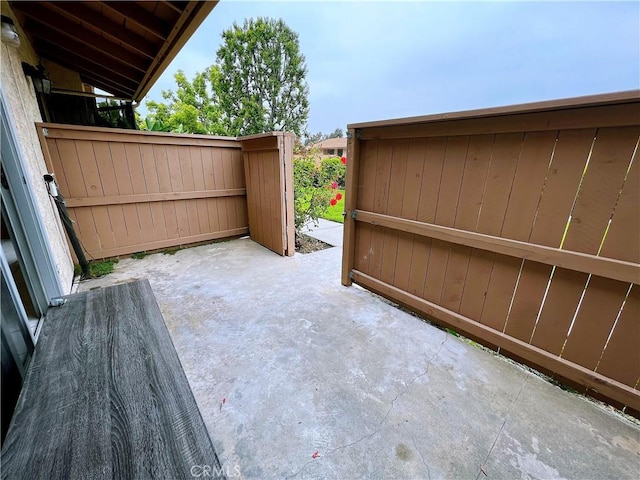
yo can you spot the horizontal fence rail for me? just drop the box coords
[38,124,249,259]
[342,91,640,414]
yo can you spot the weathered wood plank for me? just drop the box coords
[1,280,223,479]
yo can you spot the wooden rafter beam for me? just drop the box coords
[80,73,136,99]
[25,21,145,82]
[42,2,157,60]
[133,0,216,101]
[164,1,185,14]
[36,43,139,92]
[101,2,171,40]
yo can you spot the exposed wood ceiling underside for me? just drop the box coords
[11,1,217,101]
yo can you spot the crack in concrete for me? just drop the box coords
[286,334,448,479]
[411,432,431,480]
[475,374,529,480]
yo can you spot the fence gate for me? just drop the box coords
[241,132,295,257]
[341,91,640,414]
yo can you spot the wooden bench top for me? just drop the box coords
[1,279,224,479]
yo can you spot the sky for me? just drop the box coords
[141,0,640,135]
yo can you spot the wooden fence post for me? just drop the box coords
[341,129,360,286]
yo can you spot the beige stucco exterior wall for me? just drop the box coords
[1,2,74,293]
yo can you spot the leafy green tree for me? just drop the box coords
[216,18,309,137]
[143,68,226,135]
[303,131,324,146]
[326,127,344,139]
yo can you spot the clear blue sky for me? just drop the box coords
[141,1,640,135]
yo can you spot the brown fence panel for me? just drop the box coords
[342,91,640,413]
[240,133,295,257]
[37,124,248,259]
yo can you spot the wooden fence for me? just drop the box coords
[342,91,640,413]
[38,124,249,259]
[241,132,295,257]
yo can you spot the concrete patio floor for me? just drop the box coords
[78,236,640,479]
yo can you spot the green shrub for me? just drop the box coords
[293,149,346,238]
[320,156,346,188]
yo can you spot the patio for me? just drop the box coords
[78,233,639,479]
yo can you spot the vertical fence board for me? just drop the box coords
[381,139,408,286]
[139,144,159,194]
[137,202,156,244]
[409,138,446,298]
[423,136,468,303]
[125,144,145,195]
[221,148,237,231]
[47,140,70,195]
[532,127,638,355]
[441,135,492,312]
[110,143,133,195]
[354,140,378,274]
[107,205,128,249]
[473,133,522,330]
[96,205,117,250]
[596,285,640,386]
[486,132,557,332]
[154,145,172,193]
[75,140,103,197]
[599,153,639,264]
[561,276,628,369]
[501,131,557,241]
[369,140,394,279]
[56,139,86,198]
[73,208,100,254]
[505,129,596,342]
[394,139,427,291]
[562,127,639,254]
[149,202,168,241]
[563,128,640,369]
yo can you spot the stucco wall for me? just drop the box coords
[1,2,74,293]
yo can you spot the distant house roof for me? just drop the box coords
[312,137,347,150]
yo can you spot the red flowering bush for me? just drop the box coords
[294,149,344,236]
[320,156,346,188]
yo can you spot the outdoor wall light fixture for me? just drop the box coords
[1,15,20,47]
[22,62,52,94]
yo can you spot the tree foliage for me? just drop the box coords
[216,18,309,137]
[327,127,344,139]
[139,17,310,138]
[140,68,226,134]
[301,127,345,146]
